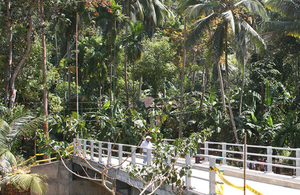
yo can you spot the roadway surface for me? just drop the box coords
[189,166,300,195]
[80,153,300,195]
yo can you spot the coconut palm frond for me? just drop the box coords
[10,173,48,195]
[263,21,300,34]
[0,120,11,149]
[240,18,266,48]
[186,12,216,47]
[208,22,226,62]
[0,150,17,173]
[222,10,235,34]
[29,173,48,195]
[154,0,173,19]
[237,0,268,21]
[265,0,300,19]
[17,116,46,135]
[178,0,202,14]
[184,3,218,21]
[235,27,247,66]
[133,0,144,21]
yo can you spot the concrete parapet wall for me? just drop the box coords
[30,160,109,195]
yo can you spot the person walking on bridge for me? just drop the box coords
[140,135,153,164]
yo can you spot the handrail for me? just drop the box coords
[200,141,300,177]
[73,138,300,194]
[74,138,300,177]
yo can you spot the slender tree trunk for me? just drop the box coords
[261,82,265,117]
[133,60,135,102]
[75,11,79,121]
[4,0,12,107]
[192,71,196,87]
[124,0,130,106]
[179,18,187,138]
[138,77,142,100]
[99,81,102,108]
[194,65,207,132]
[67,24,71,114]
[40,0,50,163]
[55,27,59,67]
[217,62,226,112]
[110,47,113,106]
[187,49,197,122]
[239,59,245,115]
[295,59,299,104]
[224,23,239,145]
[8,1,34,108]
[124,42,129,106]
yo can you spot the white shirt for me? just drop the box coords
[141,140,153,153]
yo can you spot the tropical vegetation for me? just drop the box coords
[0,0,300,194]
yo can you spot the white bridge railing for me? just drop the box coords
[73,138,300,194]
[200,141,300,177]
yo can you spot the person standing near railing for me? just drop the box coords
[140,136,153,164]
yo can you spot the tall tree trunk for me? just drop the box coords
[8,1,34,108]
[295,59,299,105]
[75,11,79,121]
[124,0,130,107]
[124,38,129,106]
[261,82,265,117]
[217,62,226,112]
[224,23,239,145]
[40,0,50,163]
[133,60,135,102]
[239,59,245,115]
[179,18,187,138]
[110,46,113,106]
[194,64,207,132]
[138,77,142,100]
[66,24,71,114]
[4,0,12,107]
[55,27,59,67]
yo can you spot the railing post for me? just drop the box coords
[98,141,102,163]
[222,143,226,165]
[296,149,300,177]
[119,144,123,166]
[267,146,273,173]
[77,139,82,157]
[90,140,94,160]
[209,157,216,195]
[83,139,87,158]
[131,146,136,164]
[205,142,209,162]
[185,154,192,189]
[107,143,112,166]
[73,138,76,156]
[243,143,247,169]
[147,148,152,166]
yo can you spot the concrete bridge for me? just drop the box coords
[31,138,300,195]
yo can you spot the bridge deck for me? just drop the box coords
[183,158,300,195]
[77,154,300,195]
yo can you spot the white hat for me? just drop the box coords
[146,135,152,139]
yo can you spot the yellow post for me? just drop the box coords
[219,170,224,194]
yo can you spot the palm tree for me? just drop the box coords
[184,0,267,144]
[0,120,48,195]
[263,0,300,104]
[137,0,173,38]
[124,21,144,102]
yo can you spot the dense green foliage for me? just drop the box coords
[0,0,300,192]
